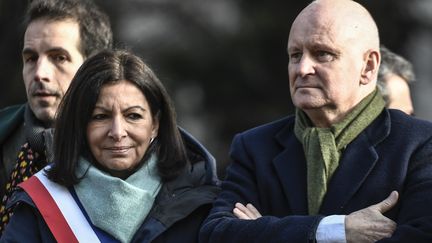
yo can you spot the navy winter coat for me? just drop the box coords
[200,109,432,242]
[1,129,220,243]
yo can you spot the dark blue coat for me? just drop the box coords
[1,129,220,243]
[200,109,432,243]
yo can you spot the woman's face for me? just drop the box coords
[86,80,159,178]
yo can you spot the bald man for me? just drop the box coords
[200,0,432,242]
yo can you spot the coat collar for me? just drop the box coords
[272,110,390,215]
[0,104,25,144]
[148,127,220,229]
[273,118,308,214]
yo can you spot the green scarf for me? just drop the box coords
[294,89,385,215]
[74,154,162,243]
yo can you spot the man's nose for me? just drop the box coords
[296,55,316,78]
[33,57,53,82]
[108,116,127,141]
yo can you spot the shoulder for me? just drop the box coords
[387,109,432,142]
[366,109,432,158]
[159,129,221,201]
[231,115,294,150]
[235,116,294,141]
[6,188,35,210]
[0,104,26,143]
[0,104,26,120]
[165,160,220,197]
[150,161,219,236]
[2,189,55,242]
[7,168,56,212]
[389,109,432,130]
[179,127,219,186]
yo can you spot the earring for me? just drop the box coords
[150,137,155,144]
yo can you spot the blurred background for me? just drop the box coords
[1,0,431,176]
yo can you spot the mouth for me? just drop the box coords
[105,146,133,154]
[296,85,318,90]
[32,90,57,97]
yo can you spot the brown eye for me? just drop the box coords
[23,55,37,63]
[91,114,109,120]
[53,54,68,63]
[127,113,143,120]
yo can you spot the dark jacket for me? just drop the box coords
[200,109,432,243]
[1,128,220,243]
[0,105,25,144]
[0,104,25,196]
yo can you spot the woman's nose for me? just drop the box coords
[108,116,127,141]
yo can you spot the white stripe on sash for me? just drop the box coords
[34,170,101,243]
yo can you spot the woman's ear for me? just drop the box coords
[151,118,159,139]
[360,49,380,85]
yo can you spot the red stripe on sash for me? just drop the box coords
[19,176,79,243]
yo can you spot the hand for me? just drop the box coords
[233,202,262,220]
[345,191,399,243]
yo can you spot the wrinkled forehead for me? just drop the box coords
[288,11,348,47]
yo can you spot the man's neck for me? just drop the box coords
[303,106,355,128]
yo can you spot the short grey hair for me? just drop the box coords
[377,45,415,104]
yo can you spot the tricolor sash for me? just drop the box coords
[18,169,101,243]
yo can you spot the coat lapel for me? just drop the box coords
[273,123,308,214]
[270,110,390,215]
[319,110,390,214]
[319,133,378,214]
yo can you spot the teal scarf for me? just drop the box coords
[74,154,162,243]
[294,89,385,215]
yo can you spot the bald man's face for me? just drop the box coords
[287,0,379,126]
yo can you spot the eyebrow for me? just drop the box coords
[310,43,338,52]
[22,47,70,56]
[93,105,146,113]
[22,48,37,56]
[287,47,295,53]
[124,106,146,112]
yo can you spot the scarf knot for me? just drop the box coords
[24,105,54,164]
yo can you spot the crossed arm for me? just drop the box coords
[233,191,399,243]
[200,133,432,243]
